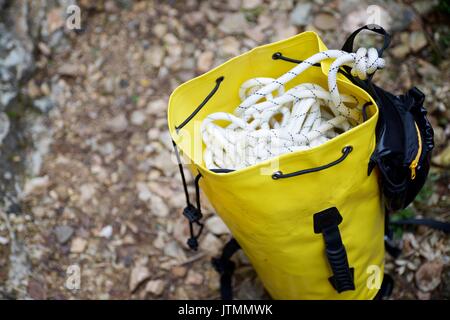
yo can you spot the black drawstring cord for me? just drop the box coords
[172,139,191,206]
[272,146,353,180]
[272,52,321,67]
[175,76,224,133]
[185,173,204,250]
[172,139,204,250]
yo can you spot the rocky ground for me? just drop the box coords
[0,0,449,300]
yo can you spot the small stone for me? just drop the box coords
[164,241,187,261]
[150,151,177,175]
[290,3,312,26]
[99,225,113,238]
[242,0,262,9]
[273,26,298,42]
[33,97,55,113]
[153,231,167,249]
[70,237,87,253]
[227,0,241,10]
[432,145,450,166]
[145,46,165,68]
[137,182,152,202]
[107,114,128,133]
[103,78,115,93]
[37,42,51,56]
[54,225,74,244]
[441,265,450,299]
[417,291,431,300]
[185,270,204,285]
[57,64,85,77]
[245,28,265,43]
[415,260,444,292]
[206,216,229,235]
[173,217,190,246]
[27,279,47,300]
[343,10,366,33]
[146,99,166,114]
[130,110,146,126]
[147,129,159,141]
[153,24,168,38]
[235,278,265,299]
[200,233,223,254]
[417,59,440,78]
[0,112,10,145]
[99,142,115,156]
[105,0,119,13]
[23,176,49,196]
[47,8,64,34]
[145,279,165,296]
[0,236,9,245]
[158,130,172,150]
[163,33,178,46]
[150,195,169,217]
[139,79,151,87]
[171,266,187,278]
[409,31,427,52]
[219,13,249,34]
[391,45,410,59]
[221,37,240,56]
[412,0,439,15]
[197,51,214,73]
[314,13,338,31]
[129,265,150,292]
[79,183,96,203]
[27,81,41,98]
[387,4,414,31]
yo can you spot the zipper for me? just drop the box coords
[409,122,422,180]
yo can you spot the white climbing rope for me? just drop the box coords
[201,48,385,170]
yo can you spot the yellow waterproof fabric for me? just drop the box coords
[168,31,385,300]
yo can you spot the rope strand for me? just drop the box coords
[201,48,384,170]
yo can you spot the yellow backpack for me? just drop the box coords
[167,25,442,300]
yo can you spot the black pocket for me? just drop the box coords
[369,86,434,211]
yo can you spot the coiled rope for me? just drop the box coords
[202,48,385,170]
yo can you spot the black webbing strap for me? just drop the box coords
[313,207,355,293]
[341,24,391,58]
[391,218,450,233]
[374,273,394,300]
[385,216,450,258]
[211,238,241,300]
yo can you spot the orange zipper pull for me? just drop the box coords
[409,122,422,181]
[410,161,417,180]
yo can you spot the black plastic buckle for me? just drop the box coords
[183,204,202,223]
[187,237,199,251]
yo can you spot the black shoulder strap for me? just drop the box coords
[211,238,241,300]
[385,216,450,258]
[391,218,450,233]
[341,24,391,57]
[374,273,394,300]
